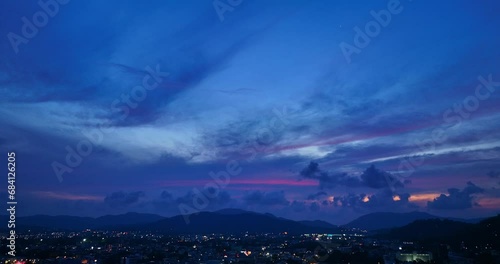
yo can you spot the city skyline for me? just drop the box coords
[1,0,500,225]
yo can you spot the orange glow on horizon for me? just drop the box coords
[408,193,440,202]
[476,197,500,208]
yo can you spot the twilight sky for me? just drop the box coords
[0,0,499,224]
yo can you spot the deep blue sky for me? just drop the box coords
[0,0,499,224]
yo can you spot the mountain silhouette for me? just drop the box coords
[345,211,439,230]
[1,209,339,234]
